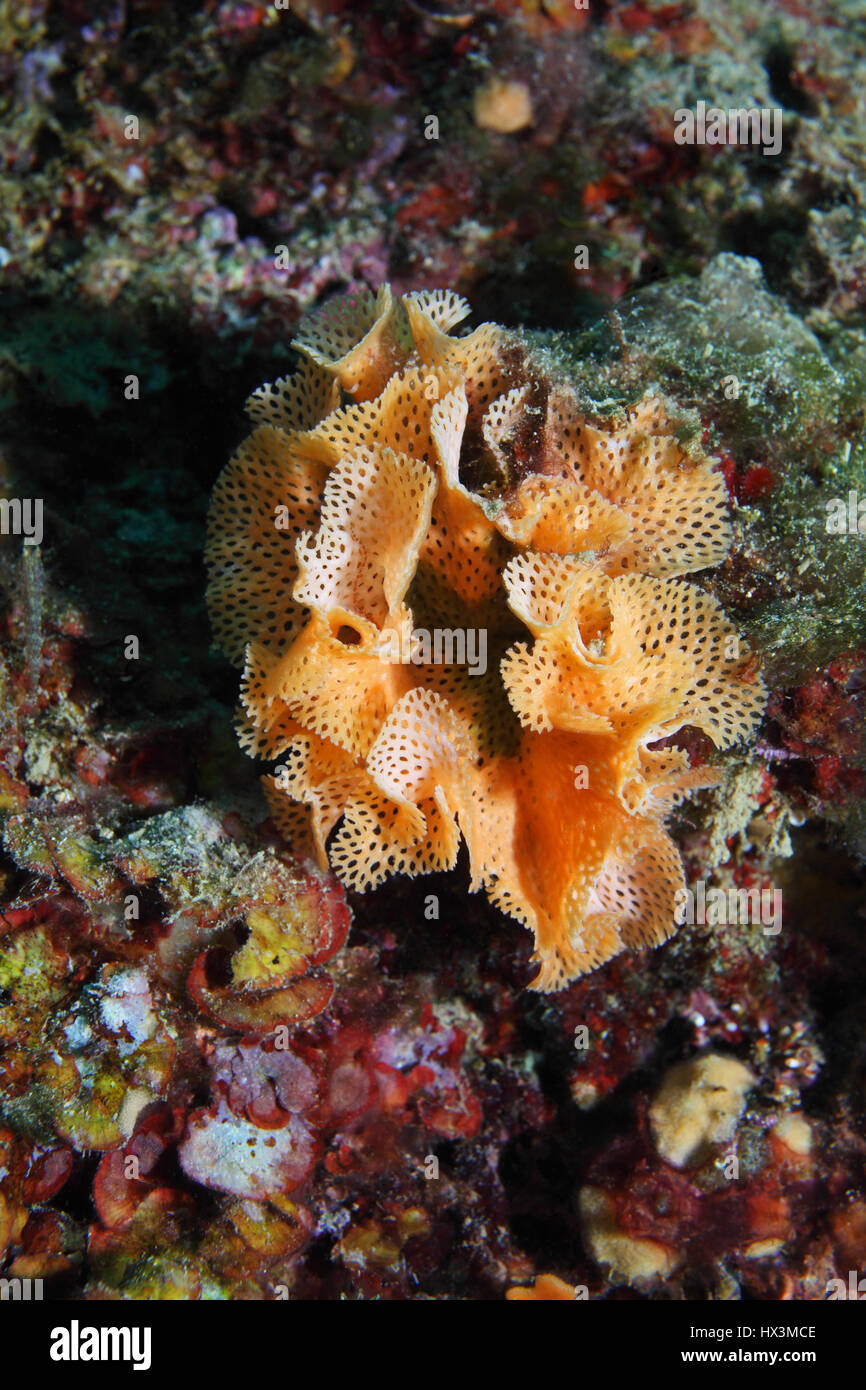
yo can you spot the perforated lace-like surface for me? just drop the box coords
[206,284,765,991]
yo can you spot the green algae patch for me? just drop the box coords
[0,303,170,416]
[0,924,73,1013]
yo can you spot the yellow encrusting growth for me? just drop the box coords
[648,1053,756,1168]
[206,284,766,991]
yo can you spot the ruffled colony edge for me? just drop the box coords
[206,286,765,991]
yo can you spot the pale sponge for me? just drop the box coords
[206,286,765,991]
[648,1052,756,1168]
[578,1186,681,1284]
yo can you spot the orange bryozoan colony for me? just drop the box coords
[206,286,765,991]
